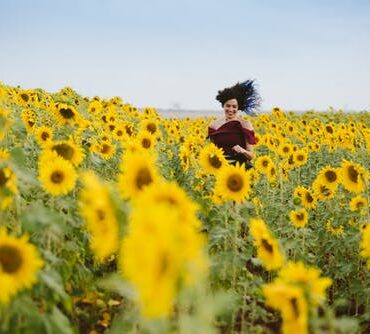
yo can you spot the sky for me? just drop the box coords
[1,0,370,112]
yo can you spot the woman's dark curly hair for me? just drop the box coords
[216,80,260,114]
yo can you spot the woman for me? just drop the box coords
[208,80,260,169]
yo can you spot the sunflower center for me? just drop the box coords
[0,169,9,187]
[290,297,300,318]
[0,245,23,273]
[41,132,50,141]
[158,195,178,205]
[142,138,151,149]
[208,154,222,169]
[136,168,153,189]
[20,93,29,102]
[296,213,304,221]
[348,166,359,183]
[326,125,333,134]
[227,174,243,192]
[101,144,111,154]
[51,170,64,184]
[320,185,331,196]
[52,143,74,160]
[59,107,75,119]
[261,238,273,253]
[325,170,337,183]
[356,200,365,209]
[297,154,304,161]
[96,209,106,221]
[305,192,314,203]
[116,130,123,136]
[125,126,133,136]
[158,253,169,278]
[146,123,157,134]
[262,160,269,167]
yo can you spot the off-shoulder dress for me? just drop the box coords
[208,120,256,169]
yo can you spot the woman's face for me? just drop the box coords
[223,98,238,120]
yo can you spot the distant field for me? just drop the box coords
[1,84,370,334]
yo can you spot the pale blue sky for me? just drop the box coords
[1,0,370,111]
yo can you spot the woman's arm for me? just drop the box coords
[232,144,254,160]
[243,143,254,160]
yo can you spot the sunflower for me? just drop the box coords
[294,186,307,201]
[0,85,5,102]
[123,122,135,137]
[360,224,370,268]
[106,121,116,133]
[38,154,77,196]
[54,103,79,125]
[266,163,277,182]
[325,220,344,236]
[0,166,17,210]
[300,187,317,209]
[312,179,335,201]
[324,122,335,136]
[140,119,160,137]
[249,218,285,271]
[278,261,332,306]
[214,163,251,203]
[34,126,54,145]
[285,154,297,170]
[199,143,227,175]
[136,131,156,150]
[307,141,320,152]
[17,90,33,107]
[134,181,199,228]
[289,208,308,228]
[349,195,368,214]
[255,155,274,174]
[315,166,341,191]
[122,140,141,154]
[0,228,44,304]
[79,172,119,262]
[263,281,308,334]
[0,149,9,160]
[278,142,293,157]
[42,140,85,167]
[293,149,308,167]
[179,145,191,171]
[118,151,160,199]
[91,141,116,160]
[20,109,36,133]
[340,160,367,193]
[87,100,103,115]
[112,123,127,141]
[119,203,207,318]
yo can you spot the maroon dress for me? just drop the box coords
[208,120,256,169]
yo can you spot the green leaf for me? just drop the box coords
[40,269,69,301]
[43,306,75,334]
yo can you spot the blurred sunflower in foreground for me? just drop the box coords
[0,229,44,304]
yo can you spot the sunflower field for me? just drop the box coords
[1,82,370,334]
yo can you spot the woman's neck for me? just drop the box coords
[225,116,238,122]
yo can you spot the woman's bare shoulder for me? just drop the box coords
[209,119,223,130]
[239,118,254,130]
